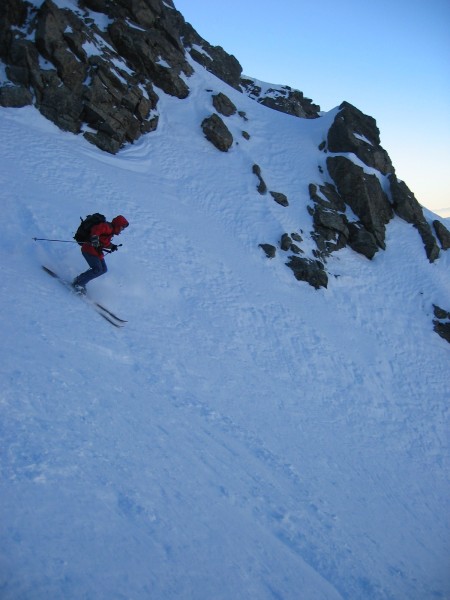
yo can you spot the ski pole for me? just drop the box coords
[33,237,79,243]
[33,238,123,249]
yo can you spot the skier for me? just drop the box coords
[72,215,129,294]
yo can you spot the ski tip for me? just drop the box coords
[98,312,125,327]
[94,302,127,323]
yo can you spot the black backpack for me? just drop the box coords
[74,213,106,245]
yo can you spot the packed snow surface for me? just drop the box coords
[1,62,449,600]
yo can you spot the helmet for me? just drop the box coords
[111,215,129,233]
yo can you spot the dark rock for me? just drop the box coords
[80,61,158,146]
[327,155,393,249]
[108,19,191,99]
[83,130,122,154]
[259,90,319,119]
[347,222,379,259]
[0,0,171,152]
[140,113,159,135]
[311,230,347,257]
[433,305,450,320]
[252,164,267,195]
[39,85,84,133]
[0,84,32,107]
[327,101,394,175]
[182,22,242,90]
[389,175,440,262]
[416,222,440,263]
[241,79,320,119]
[241,130,250,140]
[280,233,292,251]
[389,175,423,222]
[81,0,109,11]
[434,321,450,343]
[280,231,303,254]
[86,103,138,142]
[308,183,350,255]
[286,256,328,289]
[309,182,346,212]
[433,305,450,343]
[433,220,450,250]
[35,0,88,91]
[0,0,29,57]
[313,205,349,237]
[114,0,163,28]
[259,244,276,259]
[212,92,237,117]
[270,191,289,207]
[6,39,43,89]
[201,113,233,152]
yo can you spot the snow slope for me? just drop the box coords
[1,61,449,600]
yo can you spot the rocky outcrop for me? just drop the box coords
[212,92,237,117]
[270,191,289,207]
[252,164,267,195]
[259,244,276,258]
[325,104,394,254]
[0,83,32,107]
[0,0,28,56]
[250,165,289,206]
[241,78,320,119]
[433,220,450,250]
[307,183,349,256]
[0,0,247,152]
[433,305,450,344]
[327,156,393,250]
[0,0,189,151]
[307,104,398,262]
[286,257,328,289]
[182,24,242,90]
[107,21,190,99]
[0,0,323,153]
[327,101,394,175]
[309,182,346,213]
[318,102,441,264]
[347,223,379,259]
[279,233,301,254]
[389,176,440,262]
[201,113,233,152]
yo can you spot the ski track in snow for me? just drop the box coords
[1,61,450,600]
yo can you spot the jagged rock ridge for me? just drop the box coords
[311,102,443,265]
[0,0,321,152]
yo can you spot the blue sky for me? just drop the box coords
[175,0,450,216]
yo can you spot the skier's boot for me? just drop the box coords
[72,280,87,295]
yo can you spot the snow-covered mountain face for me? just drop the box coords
[1,2,450,599]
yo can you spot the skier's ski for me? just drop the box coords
[42,266,126,327]
[96,310,124,328]
[92,301,127,323]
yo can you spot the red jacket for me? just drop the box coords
[81,222,115,258]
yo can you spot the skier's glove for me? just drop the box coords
[110,244,118,252]
[90,235,101,248]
